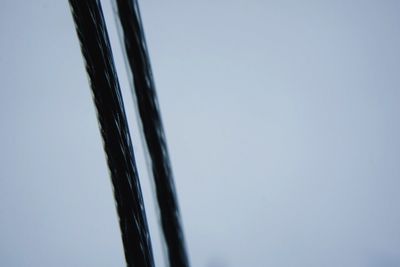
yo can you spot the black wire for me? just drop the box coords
[115,0,189,267]
[113,1,190,267]
[68,1,155,266]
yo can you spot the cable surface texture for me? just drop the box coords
[69,1,155,266]
[113,1,190,267]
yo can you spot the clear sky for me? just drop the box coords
[1,1,400,266]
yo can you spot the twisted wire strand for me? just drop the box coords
[69,1,155,266]
[113,1,190,266]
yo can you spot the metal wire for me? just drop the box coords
[68,1,155,266]
[112,1,190,266]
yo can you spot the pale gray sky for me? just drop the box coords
[1,1,400,266]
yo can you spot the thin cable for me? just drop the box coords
[112,1,190,267]
[68,1,155,266]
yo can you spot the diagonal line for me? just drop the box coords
[68,1,155,266]
[113,1,190,266]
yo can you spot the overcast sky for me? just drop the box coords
[1,1,400,266]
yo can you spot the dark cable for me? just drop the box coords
[113,1,190,266]
[68,1,155,266]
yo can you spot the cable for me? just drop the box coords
[112,1,190,266]
[68,1,155,266]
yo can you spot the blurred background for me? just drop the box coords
[1,0,400,266]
